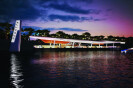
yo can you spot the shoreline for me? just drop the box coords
[0,47,121,52]
[0,39,126,52]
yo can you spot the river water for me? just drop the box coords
[1,51,133,88]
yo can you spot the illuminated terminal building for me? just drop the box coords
[9,20,126,52]
[29,36,125,49]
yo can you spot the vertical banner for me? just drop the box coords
[10,20,21,52]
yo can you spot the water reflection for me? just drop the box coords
[33,51,116,63]
[30,51,133,88]
[10,54,23,88]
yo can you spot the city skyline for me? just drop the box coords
[0,0,133,37]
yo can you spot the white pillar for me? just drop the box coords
[50,43,51,48]
[54,40,55,48]
[99,43,100,48]
[79,43,81,47]
[59,44,61,48]
[113,43,114,48]
[106,43,107,48]
[72,42,75,48]
[91,43,92,48]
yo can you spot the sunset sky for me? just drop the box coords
[0,0,133,37]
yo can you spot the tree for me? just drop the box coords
[81,32,91,40]
[35,30,50,37]
[24,28,35,36]
[71,34,79,39]
[50,34,56,38]
[0,22,13,39]
[107,35,115,41]
[55,31,66,38]
[0,29,6,39]
[125,37,133,48]
[93,36,99,41]
[99,35,105,40]
[42,29,50,37]
[64,34,71,39]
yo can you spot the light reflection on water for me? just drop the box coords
[10,54,24,88]
[9,51,133,88]
[31,51,133,88]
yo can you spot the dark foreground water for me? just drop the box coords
[0,51,133,88]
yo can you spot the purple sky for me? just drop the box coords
[0,0,133,37]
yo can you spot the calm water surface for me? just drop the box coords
[2,51,133,88]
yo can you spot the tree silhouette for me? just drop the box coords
[99,35,105,40]
[64,34,71,39]
[24,28,35,36]
[55,31,66,38]
[107,35,115,41]
[81,32,91,40]
[0,22,13,39]
[71,34,79,39]
[0,29,6,39]
[35,30,50,37]
[50,34,56,38]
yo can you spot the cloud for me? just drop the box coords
[22,26,87,32]
[49,14,80,21]
[48,14,105,22]
[0,0,101,22]
[47,3,100,14]
[38,0,93,4]
[22,26,43,30]
[77,0,93,3]
[0,0,41,22]
[48,28,87,32]
[48,14,90,22]
[94,18,106,21]
[11,7,40,20]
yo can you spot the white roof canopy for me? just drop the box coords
[29,36,125,44]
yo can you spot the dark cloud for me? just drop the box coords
[22,26,87,32]
[77,0,93,3]
[47,3,100,14]
[0,0,96,22]
[48,14,92,22]
[94,18,106,21]
[102,0,133,19]
[22,26,43,30]
[38,0,93,4]
[49,14,80,21]
[0,0,101,22]
[48,14,105,22]
[1,0,132,23]
[49,28,87,31]
[0,0,41,22]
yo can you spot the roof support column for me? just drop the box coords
[59,44,61,48]
[91,43,92,48]
[106,43,108,48]
[72,42,75,48]
[113,43,114,48]
[79,43,81,47]
[54,40,55,48]
[50,43,51,48]
[99,43,100,48]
